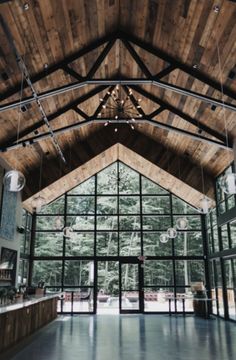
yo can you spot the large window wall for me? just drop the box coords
[30,162,206,313]
[18,209,32,285]
[208,164,236,321]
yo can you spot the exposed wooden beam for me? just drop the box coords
[118,31,236,101]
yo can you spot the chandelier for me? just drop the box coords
[98,85,143,131]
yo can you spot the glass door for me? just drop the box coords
[119,260,143,313]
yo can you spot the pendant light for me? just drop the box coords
[4,50,26,193]
[160,233,169,243]
[176,217,188,230]
[3,170,25,192]
[167,227,177,239]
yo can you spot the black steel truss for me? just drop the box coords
[0,30,235,150]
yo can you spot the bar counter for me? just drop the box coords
[0,294,59,353]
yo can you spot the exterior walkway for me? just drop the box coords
[4,315,236,360]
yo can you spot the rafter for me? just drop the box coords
[0,85,109,148]
[121,39,152,77]
[118,31,236,101]
[0,114,229,153]
[1,78,236,114]
[0,31,117,102]
[129,85,229,145]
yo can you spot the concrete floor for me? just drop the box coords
[4,315,236,360]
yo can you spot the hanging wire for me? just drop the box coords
[216,38,231,161]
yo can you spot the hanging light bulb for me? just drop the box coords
[199,196,211,214]
[63,226,73,238]
[176,217,188,230]
[220,173,236,194]
[167,227,177,239]
[31,194,46,212]
[3,170,26,192]
[160,234,169,243]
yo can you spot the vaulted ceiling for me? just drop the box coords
[0,0,236,210]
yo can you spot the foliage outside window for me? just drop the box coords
[32,162,205,305]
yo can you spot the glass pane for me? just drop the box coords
[175,260,205,286]
[143,232,172,256]
[18,260,29,285]
[176,287,193,312]
[174,232,203,256]
[68,177,95,195]
[96,232,118,256]
[119,196,140,214]
[230,221,236,248]
[119,163,140,194]
[97,196,117,214]
[36,216,64,230]
[227,195,235,211]
[121,263,139,290]
[142,216,171,230]
[144,287,174,312]
[34,232,63,256]
[32,261,62,286]
[225,259,236,321]
[119,216,140,230]
[144,260,174,286]
[97,163,117,194]
[97,216,118,230]
[63,288,94,313]
[213,226,219,252]
[67,216,94,230]
[142,177,167,194]
[38,196,65,214]
[66,196,95,214]
[121,291,139,310]
[172,196,198,214]
[119,232,141,256]
[65,232,94,256]
[173,215,201,230]
[97,261,119,314]
[221,224,229,250]
[142,196,170,214]
[64,260,94,286]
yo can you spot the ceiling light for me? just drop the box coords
[213,5,220,13]
[167,227,177,239]
[23,3,29,11]
[3,170,26,192]
[160,234,169,243]
[176,217,188,230]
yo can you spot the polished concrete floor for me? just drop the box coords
[4,315,236,360]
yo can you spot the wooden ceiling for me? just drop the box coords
[0,0,236,207]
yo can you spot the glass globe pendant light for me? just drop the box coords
[3,170,25,192]
[220,173,236,194]
[31,194,46,212]
[176,217,188,230]
[167,227,177,239]
[160,233,169,243]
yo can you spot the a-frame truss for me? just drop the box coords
[0,30,235,153]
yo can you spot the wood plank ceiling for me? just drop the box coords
[0,0,236,209]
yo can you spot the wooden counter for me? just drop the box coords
[0,294,58,353]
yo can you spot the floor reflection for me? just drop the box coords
[7,315,236,360]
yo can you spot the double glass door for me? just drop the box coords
[119,260,143,313]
